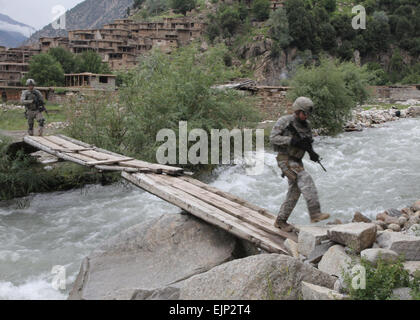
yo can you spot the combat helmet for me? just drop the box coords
[292,97,314,115]
[26,79,36,86]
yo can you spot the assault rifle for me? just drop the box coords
[34,94,48,117]
[287,123,327,172]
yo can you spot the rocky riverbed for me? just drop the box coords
[68,199,420,300]
[344,103,420,132]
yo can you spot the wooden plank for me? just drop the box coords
[27,136,69,152]
[79,150,112,161]
[57,134,183,175]
[86,157,134,166]
[43,136,93,152]
[153,174,296,242]
[63,152,97,163]
[23,136,88,166]
[122,172,288,254]
[179,176,276,219]
[159,174,293,240]
[56,134,94,149]
[95,165,142,173]
[120,160,183,175]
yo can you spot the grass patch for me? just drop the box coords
[0,104,67,131]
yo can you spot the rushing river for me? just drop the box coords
[0,118,419,300]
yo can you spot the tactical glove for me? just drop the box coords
[309,150,320,162]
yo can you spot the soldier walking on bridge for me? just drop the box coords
[21,79,46,136]
[270,97,330,232]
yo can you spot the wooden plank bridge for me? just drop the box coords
[23,135,298,254]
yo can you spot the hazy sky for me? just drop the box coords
[0,0,85,30]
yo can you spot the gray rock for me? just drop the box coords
[306,241,335,265]
[388,223,401,232]
[403,261,420,277]
[301,281,346,300]
[376,232,420,261]
[411,200,420,212]
[69,213,240,300]
[352,212,372,223]
[318,245,355,279]
[298,226,330,257]
[360,248,399,265]
[398,216,408,227]
[391,287,413,300]
[179,254,337,300]
[284,239,299,258]
[327,223,377,253]
[386,208,403,218]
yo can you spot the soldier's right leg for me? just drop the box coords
[27,112,35,136]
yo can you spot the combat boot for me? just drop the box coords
[38,127,44,137]
[274,218,294,232]
[311,213,330,223]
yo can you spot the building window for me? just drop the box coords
[99,76,108,84]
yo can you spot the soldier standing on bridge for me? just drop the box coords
[21,79,46,136]
[270,97,330,232]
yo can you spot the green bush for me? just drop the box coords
[288,57,371,135]
[251,0,271,22]
[65,44,260,170]
[342,256,420,300]
[170,0,196,15]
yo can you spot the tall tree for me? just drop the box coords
[26,54,64,86]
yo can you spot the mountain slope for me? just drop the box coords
[26,0,133,44]
[0,13,36,47]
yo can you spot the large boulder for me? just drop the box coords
[301,281,346,300]
[318,245,354,279]
[69,213,241,300]
[327,223,377,253]
[179,254,337,300]
[360,248,399,265]
[376,232,420,261]
[298,226,330,257]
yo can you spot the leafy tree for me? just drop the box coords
[285,0,316,51]
[288,57,370,135]
[26,53,64,86]
[337,40,353,61]
[321,0,336,13]
[48,47,77,74]
[218,5,241,37]
[268,7,292,50]
[75,51,110,74]
[388,49,405,83]
[251,0,271,22]
[170,0,196,15]
[318,23,336,51]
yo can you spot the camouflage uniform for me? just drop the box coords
[270,114,322,222]
[21,89,45,136]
